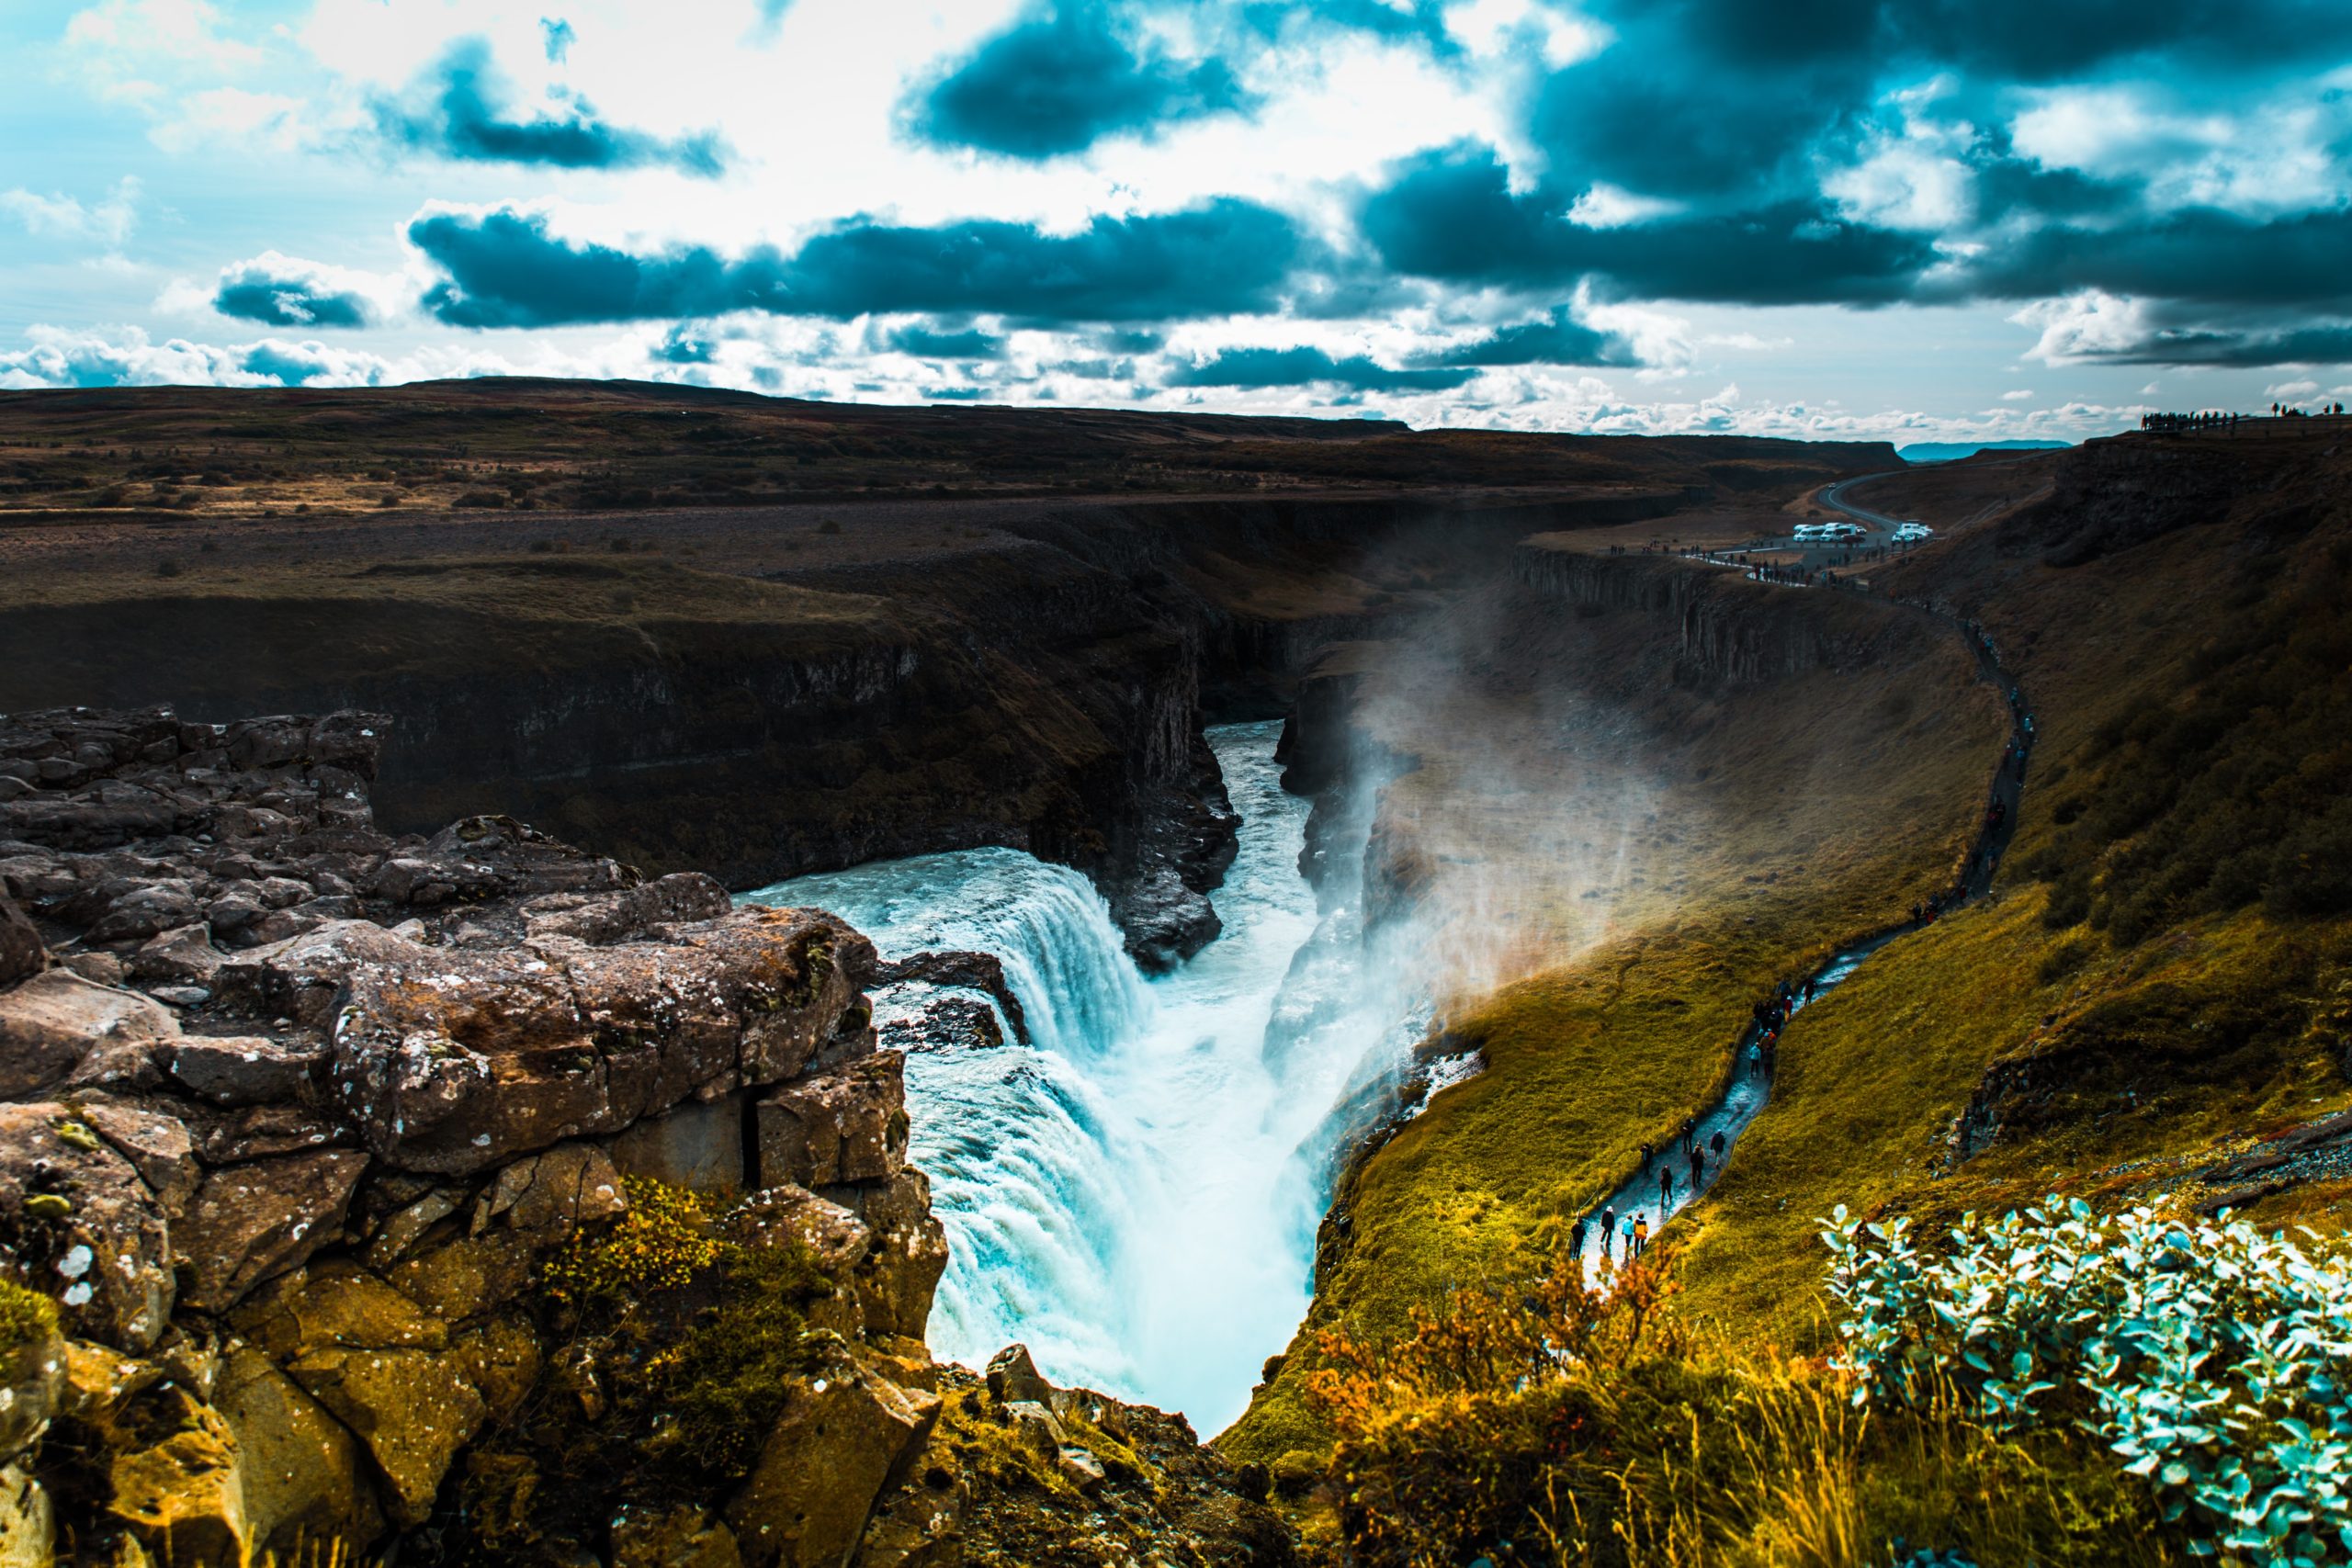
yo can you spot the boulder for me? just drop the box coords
[0,897,40,987]
[674,909,876,1085]
[287,1319,538,1529]
[173,1149,369,1313]
[985,1345,1055,1408]
[755,1054,909,1190]
[0,971,175,1099]
[78,1103,201,1215]
[126,925,220,987]
[725,1340,940,1568]
[331,908,869,1176]
[103,1385,246,1567]
[0,1465,51,1568]
[472,1142,628,1246]
[211,919,426,1030]
[232,1267,448,1359]
[210,1346,384,1558]
[0,1104,175,1350]
[159,1034,322,1107]
[523,873,734,945]
[0,1329,63,1468]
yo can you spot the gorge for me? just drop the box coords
[3,389,2350,1567]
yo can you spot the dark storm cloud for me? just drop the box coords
[1957,206,2352,310]
[410,199,1305,327]
[212,263,376,328]
[1163,344,1476,392]
[882,321,1007,358]
[1416,308,1638,368]
[372,39,726,176]
[910,0,1252,158]
[410,209,786,326]
[1358,143,1934,306]
[2059,318,2352,367]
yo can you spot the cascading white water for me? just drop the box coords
[746,719,1413,1434]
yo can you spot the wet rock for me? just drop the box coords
[871,951,1028,1044]
[160,1034,322,1108]
[879,994,1005,1055]
[755,1054,909,1190]
[173,1149,369,1313]
[726,1339,940,1568]
[0,971,175,1099]
[0,897,40,987]
[0,1102,175,1350]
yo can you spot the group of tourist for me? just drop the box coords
[1572,1118,1741,1264]
[2143,404,2348,433]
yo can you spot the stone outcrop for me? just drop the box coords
[0,704,1291,1568]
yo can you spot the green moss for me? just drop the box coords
[650,1242,829,1480]
[0,1277,59,1354]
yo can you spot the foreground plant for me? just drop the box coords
[1824,1199,2352,1565]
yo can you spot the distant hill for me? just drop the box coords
[1898,438,2072,464]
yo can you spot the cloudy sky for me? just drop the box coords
[4,0,2348,442]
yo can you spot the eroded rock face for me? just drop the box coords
[0,705,1291,1568]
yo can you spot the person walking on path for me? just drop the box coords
[1680,1116,1699,1155]
[1622,1214,1638,1258]
[1634,1216,1651,1258]
[1600,1205,1615,1258]
[1689,1145,1705,1190]
[1659,1167,1676,1208]
[1570,1217,1587,1258]
[1710,1130,1726,1160]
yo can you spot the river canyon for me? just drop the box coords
[752,720,1419,1435]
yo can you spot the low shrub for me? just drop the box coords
[1826,1199,2352,1565]
[541,1176,719,1308]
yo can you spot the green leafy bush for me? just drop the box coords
[1825,1200,2352,1565]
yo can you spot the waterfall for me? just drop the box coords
[747,720,1416,1434]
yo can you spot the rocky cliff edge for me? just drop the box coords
[0,705,1288,1568]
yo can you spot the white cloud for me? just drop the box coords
[2000,388,2032,400]
[0,177,142,246]
[62,0,266,106]
[2010,83,2346,217]
[1823,141,1974,232]
[2265,378,2320,400]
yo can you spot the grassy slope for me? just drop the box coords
[1676,436,2352,1332]
[1227,565,2005,1463]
